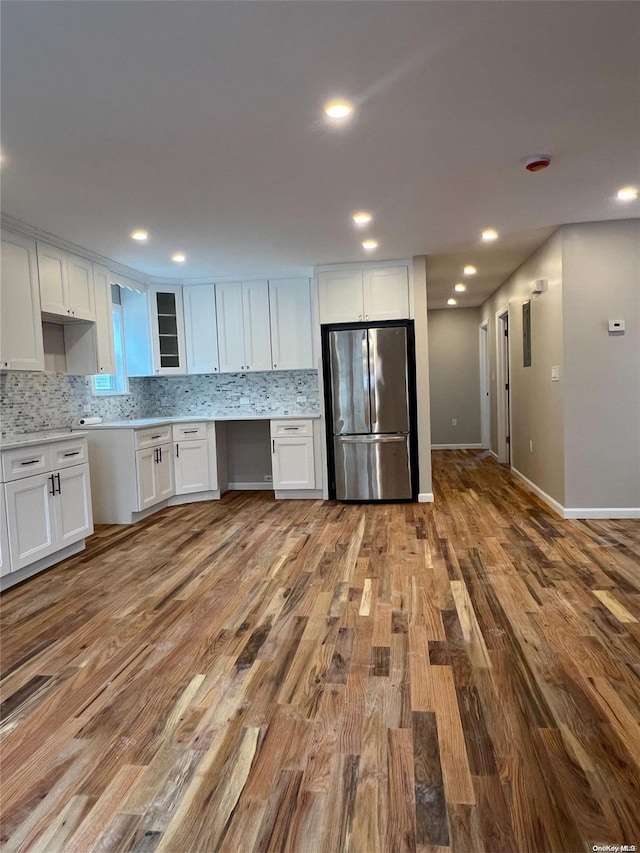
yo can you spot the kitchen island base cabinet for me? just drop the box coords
[270,419,323,500]
[84,423,222,524]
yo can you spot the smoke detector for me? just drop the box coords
[525,155,551,172]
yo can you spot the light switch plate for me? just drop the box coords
[608,319,625,334]
[551,366,560,382]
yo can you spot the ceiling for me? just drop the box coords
[1,1,639,309]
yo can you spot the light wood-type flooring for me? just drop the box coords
[1,450,640,853]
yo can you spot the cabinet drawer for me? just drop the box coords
[2,446,51,482]
[270,419,313,438]
[49,439,88,469]
[172,422,206,441]
[134,425,172,450]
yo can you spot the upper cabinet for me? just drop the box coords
[318,266,409,324]
[122,284,187,376]
[216,280,272,372]
[37,243,96,321]
[269,278,313,370]
[183,285,219,374]
[0,231,45,371]
[64,264,116,375]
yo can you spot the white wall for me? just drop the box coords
[413,256,433,500]
[428,307,482,446]
[562,219,640,510]
[481,230,565,505]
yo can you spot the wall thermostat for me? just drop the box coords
[608,319,625,334]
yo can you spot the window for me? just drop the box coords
[93,302,129,395]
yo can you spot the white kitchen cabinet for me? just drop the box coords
[318,266,409,324]
[2,438,93,574]
[37,243,96,321]
[183,285,219,374]
[269,278,313,370]
[216,280,272,372]
[135,443,173,511]
[270,419,315,490]
[122,285,187,376]
[172,423,210,497]
[82,422,221,524]
[0,231,45,372]
[64,264,116,375]
[0,489,11,577]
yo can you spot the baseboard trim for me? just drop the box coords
[274,489,323,500]
[1,541,85,591]
[418,492,434,503]
[564,507,640,519]
[510,466,565,518]
[431,443,483,450]
[489,450,500,461]
[227,482,273,491]
[511,467,640,519]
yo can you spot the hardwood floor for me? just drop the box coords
[1,450,639,852]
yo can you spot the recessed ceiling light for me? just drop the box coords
[447,298,457,306]
[463,265,477,275]
[171,253,186,263]
[481,229,498,241]
[352,211,372,226]
[454,283,466,292]
[325,100,353,119]
[362,239,378,251]
[131,230,148,241]
[617,186,638,201]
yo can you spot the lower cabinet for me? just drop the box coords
[270,419,316,491]
[0,489,9,577]
[135,443,174,511]
[2,441,93,574]
[174,438,209,495]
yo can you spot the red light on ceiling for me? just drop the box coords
[525,156,551,172]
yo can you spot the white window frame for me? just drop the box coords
[92,303,130,396]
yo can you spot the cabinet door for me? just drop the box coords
[93,266,115,373]
[269,278,313,370]
[135,447,159,510]
[272,437,315,489]
[0,489,10,577]
[318,270,363,323]
[67,254,96,321]
[242,280,271,371]
[122,289,154,376]
[150,286,187,375]
[5,473,57,570]
[215,282,245,372]
[362,267,409,321]
[184,285,219,374]
[55,464,94,547]
[156,444,174,501]
[1,232,45,371]
[174,439,209,495]
[37,243,69,317]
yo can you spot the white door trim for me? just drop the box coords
[479,321,490,450]
[495,306,511,464]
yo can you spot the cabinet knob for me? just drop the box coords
[214,367,218,372]
[246,365,250,370]
[273,364,277,369]
[359,314,363,320]
[365,314,369,319]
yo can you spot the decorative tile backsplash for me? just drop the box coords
[0,370,320,436]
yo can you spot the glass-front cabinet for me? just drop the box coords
[151,286,186,374]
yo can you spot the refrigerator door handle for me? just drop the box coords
[337,434,406,443]
[368,331,377,426]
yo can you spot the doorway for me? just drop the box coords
[479,322,490,449]
[495,307,511,464]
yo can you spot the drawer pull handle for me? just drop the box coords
[183,429,198,434]
[63,451,80,457]
[151,434,162,439]
[283,427,298,431]
[20,459,40,466]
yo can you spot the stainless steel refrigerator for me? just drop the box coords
[326,323,415,501]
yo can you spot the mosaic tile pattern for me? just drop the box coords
[0,370,319,436]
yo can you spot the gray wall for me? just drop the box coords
[562,220,640,509]
[413,255,433,499]
[481,230,565,504]
[428,307,482,446]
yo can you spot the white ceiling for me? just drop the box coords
[1,1,639,309]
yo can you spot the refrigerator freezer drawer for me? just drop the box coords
[334,434,412,501]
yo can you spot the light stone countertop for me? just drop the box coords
[0,430,88,450]
[74,413,320,430]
